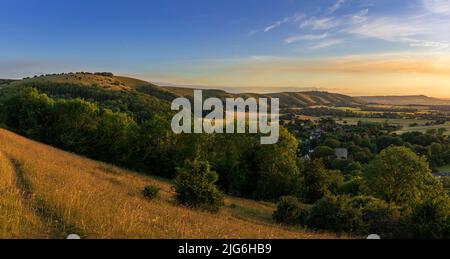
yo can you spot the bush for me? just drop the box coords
[408,197,450,239]
[273,196,310,225]
[308,196,363,234]
[338,176,365,196]
[174,158,224,212]
[349,196,400,237]
[142,185,160,200]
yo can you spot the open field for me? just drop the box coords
[395,122,450,136]
[438,164,450,173]
[336,117,450,135]
[296,114,450,135]
[336,117,433,126]
[0,129,340,239]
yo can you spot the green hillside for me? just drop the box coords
[0,73,173,122]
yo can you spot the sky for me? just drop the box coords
[1,0,450,97]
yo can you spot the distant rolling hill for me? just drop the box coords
[0,73,367,108]
[0,79,17,85]
[163,87,366,108]
[359,95,450,106]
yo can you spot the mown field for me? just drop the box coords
[0,129,341,239]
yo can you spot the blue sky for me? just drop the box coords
[1,0,450,96]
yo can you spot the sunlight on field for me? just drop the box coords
[0,129,339,239]
[0,152,49,239]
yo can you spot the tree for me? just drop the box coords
[254,128,299,200]
[323,138,341,149]
[209,133,258,196]
[298,159,331,204]
[174,158,224,212]
[365,146,440,206]
[409,197,450,239]
[376,135,403,152]
[53,99,100,154]
[312,146,335,159]
[95,109,136,162]
[1,87,55,141]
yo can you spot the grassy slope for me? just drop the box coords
[0,129,339,239]
[0,152,49,238]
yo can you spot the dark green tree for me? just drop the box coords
[174,158,224,212]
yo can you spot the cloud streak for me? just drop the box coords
[423,0,450,14]
[264,13,304,32]
[285,33,328,43]
[328,0,346,14]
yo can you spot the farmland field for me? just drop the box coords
[335,117,433,126]
[395,122,450,136]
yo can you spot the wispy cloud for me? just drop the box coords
[310,39,343,49]
[328,0,346,14]
[264,13,304,32]
[343,13,450,50]
[344,16,421,42]
[285,33,328,44]
[300,17,341,30]
[423,0,450,14]
[252,0,450,51]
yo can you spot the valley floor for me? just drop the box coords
[0,129,341,239]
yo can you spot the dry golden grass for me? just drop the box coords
[0,129,342,239]
[0,152,49,238]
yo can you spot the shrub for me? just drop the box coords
[338,176,365,196]
[273,196,310,225]
[308,196,363,234]
[174,158,224,212]
[408,197,450,239]
[142,185,160,200]
[349,196,400,237]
